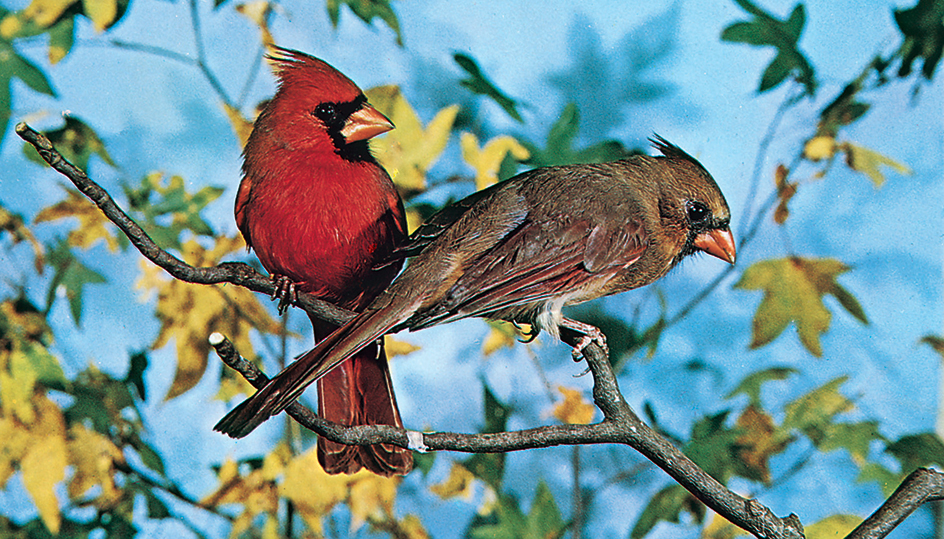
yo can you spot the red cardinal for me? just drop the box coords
[215,136,737,438]
[223,47,412,476]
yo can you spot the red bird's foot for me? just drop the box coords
[270,274,299,315]
[560,318,608,360]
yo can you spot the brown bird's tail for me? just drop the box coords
[213,302,412,455]
[312,319,413,476]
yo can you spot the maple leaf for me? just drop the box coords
[460,132,530,190]
[35,186,121,252]
[0,38,55,144]
[734,257,868,357]
[733,404,790,484]
[772,164,797,225]
[429,462,475,500]
[552,385,596,425]
[44,239,107,326]
[721,0,817,95]
[365,85,459,197]
[66,424,125,507]
[804,514,863,539]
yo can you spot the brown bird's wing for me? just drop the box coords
[403,204,649,332]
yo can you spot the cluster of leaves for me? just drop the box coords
[0,0,941,538]
[635,368,944,538]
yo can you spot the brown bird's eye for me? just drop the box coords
[313,103,338,123]
[686,201,710,224]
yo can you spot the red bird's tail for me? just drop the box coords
[313,319,413,476]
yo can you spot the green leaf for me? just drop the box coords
[857,462,902,497]
[894,0,944,79]
[818,421,884,462]
[886,433,944,473]
[123,173,223,249]
[0,40,57,144]
[463,383,510,489]
[454,53,523,122]
[45,239,107,326]
[326,0,403,46]
[734,257,867,357]
[684,411,741,482]
[630,484,703,539]
[23,116,114,171]
[522,103,635,167]
[725,366,798,406]
[782,376,853,446]
[721,0,816,95]
[466,482,564,539]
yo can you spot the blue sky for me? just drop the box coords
[1,0,942,537]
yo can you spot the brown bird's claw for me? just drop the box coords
[560,318,609,361]
[513,321,540,343]
[270,274,299,315]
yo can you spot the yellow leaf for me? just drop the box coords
[802,135,836,162]
[347,470,398,531]
[139,236,283,400]
[1,347,38,422]
[482,320,526,356]
[202,453,280,537]
[839,142,911,187]
[429,461,475,500]
[552,386,595,425]
[0,14,22,38]
[81,0,117,31]
[35,187,121,252]
[0,414,30,487]
[21,0,76,27]
[365,85,459,196]
[20,394,67,535]
[460,132,529,190]
[805,514,862,539]
[66,424,125,507]
[222,103,255,148]
[701,512,748,539]
[385,336,420,358]
[236,1,275,47]
[279,448,350,534]
[734,257,866,357]
[400,514,431,539]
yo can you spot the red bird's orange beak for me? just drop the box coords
[341,104,394,142]
[694,228,736,264]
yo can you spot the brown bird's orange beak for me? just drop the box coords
[341,104,394,142]
[694,228,736,264]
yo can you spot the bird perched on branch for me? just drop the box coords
[224,46,412,476]
[216,135,736,446]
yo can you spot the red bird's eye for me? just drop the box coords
[313,103,338,123]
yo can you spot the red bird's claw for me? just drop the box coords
[270,275,299,315]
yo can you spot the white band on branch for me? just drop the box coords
[407,431,429,452]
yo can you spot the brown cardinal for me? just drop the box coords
[224,47,413,476]
[215,136,736,440]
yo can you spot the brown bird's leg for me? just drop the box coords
[559,318,609,360]
[270,274,299,315]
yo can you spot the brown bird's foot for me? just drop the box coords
[560,318,608,361]
[270,274,299,315]
[513,320,540,343]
